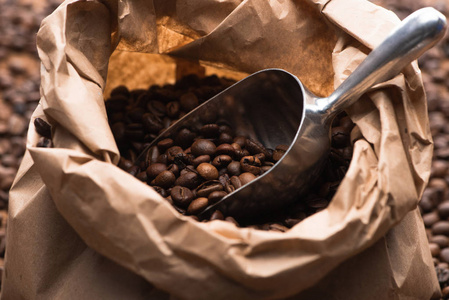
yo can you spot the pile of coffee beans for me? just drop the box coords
[105,75,354,228]
[106,74,235,162]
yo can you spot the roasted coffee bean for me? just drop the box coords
[423,211,440,227]
[187,197,209,214]
[233,136,247,148]
[136,171,148,182]
[153,186,168,198]
[214,143,235,157]
[227,161,241,176]
[175,172,201,189]
[272,149,286,162]
[200,124,220,138]
[166,146,184,162]
[433,221,449,236]
[146,146,160,164]
[128,165,140,177]
[192,155,211,167]
[196,181,224,197]
[171,186,195,208]
[153,170,176,189]
[261,165,272,173]
[230,176,242,190]
[239,172,256,185]
[208,191,227,204]
[166,101,180,118]
[157,138,174,152]
[147,100,166,117]
[180,92,199,112]
[191,139,216,156]
[212,155,232,168]
[119,158,134,171]
[331,126,350,148]
[156,153,168,165]
[210,210,224,220]
[175,128,196,149]
[218,132,233,144]
[167,164,180,177]
[142,113,163,134]
[438,201,449,219]
[430,243,441,257]
[245,138,267,156]
[146,163,167,179]
[431,235,449,248]
[197,163,219,180]
[240,156,261,175]
[441,248,449,264]
[34,118,52,139]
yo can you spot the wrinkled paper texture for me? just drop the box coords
[2,0,440,299]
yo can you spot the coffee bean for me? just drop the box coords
[200,124,220,138]
[153,170,176,189]
[142,113,163,134]
[245,138,268,156]
[230,176,242,190]
[441,248,449,264]
[240,156,261,175]
[432,221,449,236]
[157,138,174,152]
[146,163,167,179]
[196,163,219,181]
[212,155,232,168]
[187,197,208,214]
[119,158,133,171]
[195,181,223,197]
[438,201,449,219]
[167,164,180,177]
[192,155,211,167]
[431,235,449,248]
[175,172,201,189]
[227,161,241,176]
[239,172,256,185]
[423,211,440,227]
[34,118,51,139]
[166,101,180,118]
[210,210,224,220]
[175,128,196,149]
[180,92,199,112]
[153,186,168,198]
[215,143,235,157]
[430,243,441,257]
[272,149,286,162]
[233,136,246,148]
[171,186,195,208]
[191,139,216,156]
[208,191,227,204]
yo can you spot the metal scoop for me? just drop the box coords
[137,8,446,221]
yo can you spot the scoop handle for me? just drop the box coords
[322,7,447,117]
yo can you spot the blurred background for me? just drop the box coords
[1,0,449,296]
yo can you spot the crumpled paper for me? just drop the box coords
[1,0,441,299]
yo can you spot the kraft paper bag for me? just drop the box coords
[1,0,440,299]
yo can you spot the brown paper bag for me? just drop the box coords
[1,0,441,299]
